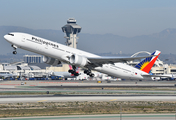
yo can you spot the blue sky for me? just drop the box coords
[0,0,176,37]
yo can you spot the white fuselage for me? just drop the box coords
[4,32,150,80]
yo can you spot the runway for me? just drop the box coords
[2,87,176,94]
[0,114,175,120]
[1,80,176,89]
[0,94,176,103]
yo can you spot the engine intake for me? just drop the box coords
[43,56,61,66]
[70,54,88,67]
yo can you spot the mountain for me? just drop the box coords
[0,26,176,55]
[80,28,176,54]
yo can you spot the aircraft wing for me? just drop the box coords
[86,55,155,67]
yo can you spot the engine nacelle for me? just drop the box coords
[43,56,61,66]
[70,54,88,67]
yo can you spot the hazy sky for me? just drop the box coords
[0,0,176,37]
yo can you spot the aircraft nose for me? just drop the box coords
[4,34,12,43]
[4,35,8,40]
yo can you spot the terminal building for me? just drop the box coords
[23,55,42,63]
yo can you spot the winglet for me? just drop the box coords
[135,50,161,73]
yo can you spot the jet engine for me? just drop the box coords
[43,56,61,66]
[70,54,88,67]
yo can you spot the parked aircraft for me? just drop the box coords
[160,74,176,81]
[4,32,161,80]
[52,72,75,79]
[0,71,15,79]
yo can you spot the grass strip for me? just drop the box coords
[1,101,176,118]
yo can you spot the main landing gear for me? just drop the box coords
[84,69,94,77]
[68,66,95,77]
[11,45,17,55]
[68,65,79,76]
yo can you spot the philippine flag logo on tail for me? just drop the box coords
[135,50,161,73]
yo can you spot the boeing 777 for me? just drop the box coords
[4,32,161,80]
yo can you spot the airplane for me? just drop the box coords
[0,71,15,80]
[160,74,176,81]
[52,71,74,78]
[4,32,161,80]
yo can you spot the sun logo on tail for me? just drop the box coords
[140,61,150,70]
[135,50,161,73]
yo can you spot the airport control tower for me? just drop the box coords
[62,18,81,48]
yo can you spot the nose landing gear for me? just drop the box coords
[13,51,17,54]
[11,45,17,55]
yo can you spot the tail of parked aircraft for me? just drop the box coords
[135,50,161,73]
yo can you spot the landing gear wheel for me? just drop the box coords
[90,73,95,77]
[84,69,94,77]
[13,51,17,55]
[84,70,89,74]
[68,69,73,73]
[74,73,79,76]
[68,65,80,76]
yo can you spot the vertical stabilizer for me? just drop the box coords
[135,50,161,73]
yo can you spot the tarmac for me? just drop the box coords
[1,95,176,103]
[1,80,176,119]
[0,80,176,103]
[0,114,175,120]
[0,80,176,88]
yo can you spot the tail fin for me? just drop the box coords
[135,50,161,73]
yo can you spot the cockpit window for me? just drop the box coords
[8,33,14,36]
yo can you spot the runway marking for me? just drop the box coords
[110,99,117,101]
[37,100,48,102]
